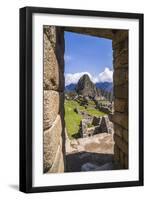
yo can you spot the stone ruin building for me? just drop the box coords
[80,115,113,138]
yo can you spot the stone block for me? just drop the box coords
[112,112,128,129]
[120,151,124,168]
[124,155,128,169]
[114,68,128,85]
[113,39,128,58]
[114,134,128,155]
[114,145,120,161]
[113,30,128,46]
[114,84,128,99]
[114,99,128,113]
[43,115,62,173]
[114,124,123,138]
[113,51,128,69]
[49,141,64,173]
[44,25,56,50]
[43,33,64,91]
[122,129,128,143]
[44,90,60,130]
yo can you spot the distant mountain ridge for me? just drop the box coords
[65,83,76,92]
[65,81,113,93]
[95,82,113,93]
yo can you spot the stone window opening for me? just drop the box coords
[43,26,128,173]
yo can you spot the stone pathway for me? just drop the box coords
[66,133,120,172]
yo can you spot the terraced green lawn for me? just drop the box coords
[64,100,106,139]
[64,100,82,139]
[98,100,110,105]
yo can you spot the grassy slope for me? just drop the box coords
[64,100,105,139]
[64,100,82,139]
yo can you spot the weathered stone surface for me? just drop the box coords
[44,90,60,130]
[120,151,124,168]
[114,68,128,85]
[113,39,128,58]
[49,142,64,173]
[56,27,65,72]
[43,115,62,173]
[114,145,120,161]
[124,155,128,169]
[57,152,65,172]
[44,26,56,50]
[44,33,64,91]
[114,99,128,113]
[122,129,128,143]
[114,134,128,155]
[113,30,128,46]
[113,51,128,69]
[64,27,114,39]
[114,84,128,99]
[114,124,123,138]
[44,33,59,90]
[112,112,128,129]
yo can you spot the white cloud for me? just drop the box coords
[98,67,113,82]
[65,67,113,86]
[65,72,92,86]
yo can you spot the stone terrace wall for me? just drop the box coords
[43,26,65,173]
[112,30,128,169]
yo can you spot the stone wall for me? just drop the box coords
[80,116,112,138]
[111,30,128,169]
[43,26,65,173]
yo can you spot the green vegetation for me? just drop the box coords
[88,100,96,106]
[64,99,105,139]
[98,100,109,105]
[86,108,105,116]
[64,100,82,139]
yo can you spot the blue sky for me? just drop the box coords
[64,31,113,85]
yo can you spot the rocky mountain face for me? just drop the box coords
[76,74,100,98]
[65,74,113,101]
